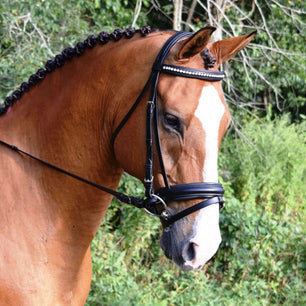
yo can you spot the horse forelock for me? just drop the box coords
[200,48,217,69]
[0,26,155,116]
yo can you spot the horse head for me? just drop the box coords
[114,27,255,271]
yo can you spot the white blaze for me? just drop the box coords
[195,85,225,182]
[188,85,225,268]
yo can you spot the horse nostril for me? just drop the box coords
[182,242,196,262]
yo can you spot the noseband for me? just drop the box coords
[0,31,225,227]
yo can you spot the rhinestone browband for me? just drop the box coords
[160,64,225,81]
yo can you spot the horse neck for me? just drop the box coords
[0,42,131,236]
[1,34,165,235]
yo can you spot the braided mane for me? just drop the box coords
[0,25,217,116]
[0,26,153,116]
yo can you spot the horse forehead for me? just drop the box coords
[195,85,225,127]
[159,77,203,114]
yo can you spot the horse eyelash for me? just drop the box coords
[163,113,183,135]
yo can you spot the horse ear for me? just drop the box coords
[211,31,257,63]
[177,26,216,60]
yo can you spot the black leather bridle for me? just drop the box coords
[113,31,225,226]
[0,31,225,227]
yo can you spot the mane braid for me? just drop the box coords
[0,26,153,116]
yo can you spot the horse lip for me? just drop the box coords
[160,227,173,260]
[160,226,193,268]
[180,262,203,271]
[179,263,194,271]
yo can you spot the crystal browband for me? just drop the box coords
[160,64,225,81]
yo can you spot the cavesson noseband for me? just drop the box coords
[0,31,225,228]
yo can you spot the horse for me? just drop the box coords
[0,25,255,304]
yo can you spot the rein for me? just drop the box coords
[0,31,225,227]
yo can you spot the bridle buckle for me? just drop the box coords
[144,194,168,217]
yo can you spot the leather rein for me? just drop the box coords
[0,31,225,227]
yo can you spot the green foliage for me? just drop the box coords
[218,0,306,121]
[145,0,306,120]
[220,115,305,215]
[217,116,305,304]
[87,117,305,304]
[0,0,147,102]
[1,0,305,120]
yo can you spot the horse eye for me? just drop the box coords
[164,113,181,131]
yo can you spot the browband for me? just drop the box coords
[159,65,225,81]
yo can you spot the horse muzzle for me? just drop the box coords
[159,199,222,271]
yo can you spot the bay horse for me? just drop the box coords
[0,26,255,304]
